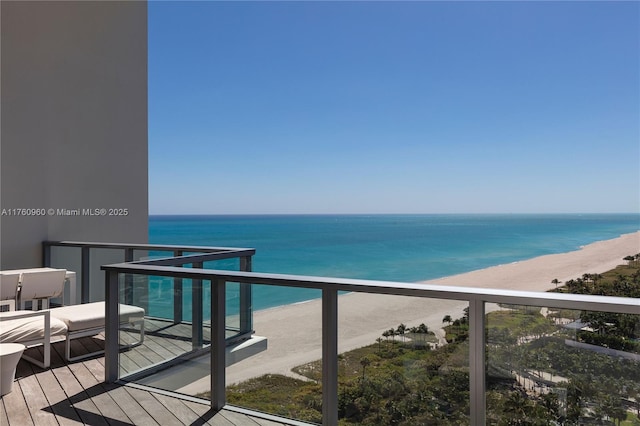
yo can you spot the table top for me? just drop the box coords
[0,343,25,356]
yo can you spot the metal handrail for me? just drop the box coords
[43,240,256,254]
[43,240,255,303]
[101,262,639,425]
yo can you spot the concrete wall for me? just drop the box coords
[1,1,148,269]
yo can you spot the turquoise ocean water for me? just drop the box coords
[148,214,639,312]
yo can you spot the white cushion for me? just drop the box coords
[0,273,20,301]
[19,269,66,300]
[0,311,67,343]
[50,302,144,332]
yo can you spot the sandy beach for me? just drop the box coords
[211,232,640,387]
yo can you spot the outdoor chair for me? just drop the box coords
[0,272,21,311]
[49,302,145,362]
[0,267,145,366]
[18,269,67,310]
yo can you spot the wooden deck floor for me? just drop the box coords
[0,330,291,425]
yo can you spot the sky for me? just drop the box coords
[148,1,639,215]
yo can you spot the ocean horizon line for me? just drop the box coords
[149,212,640,217]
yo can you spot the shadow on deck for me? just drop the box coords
[0,329,288,426]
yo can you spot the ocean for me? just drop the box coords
[148,214,640,313]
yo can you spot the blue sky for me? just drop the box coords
[149,1,639,215]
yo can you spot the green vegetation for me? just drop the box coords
[550,256,640,353]
[219,257,640,425]
[550,257,640,298]
[226,325,471,425]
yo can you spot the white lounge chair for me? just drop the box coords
[49,302,145,362]
[0,272,20,311]
[0,303,146,366]
[0,268,145,366]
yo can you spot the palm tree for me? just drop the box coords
[396,323,406,343]
[539,392,560,424]
[442,315,452,325]
[463,307,470,324]
[360,356,371,382]
[551,278,561,288]
[503,391,531,424]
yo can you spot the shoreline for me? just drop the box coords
[183,231,640,391]
[419,231,640,291]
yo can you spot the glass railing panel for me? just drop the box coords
[225,284,322,424]
[337,294,471,425]
[47,245,82,305]
[485,304,640,425]
[88,248,128,302]
[49,245,148,305]
[120,273,211,395]
[226,281,241,331]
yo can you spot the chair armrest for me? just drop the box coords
[0,311,51,342]
[0,309,50,322]
[0,310,52,345]
[0,310,51,368]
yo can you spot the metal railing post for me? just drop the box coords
[211,278,226,410]
[469,297,486,425]
[124,248,134,305]
[81,246,90,303]
[105,270,120,383]
[192,261,204,349]
[322,287,339,426]
[239,256,253,334]
[173,250,183,324]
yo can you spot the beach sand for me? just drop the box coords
[198,231,639,388]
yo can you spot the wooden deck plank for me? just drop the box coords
[126,339,167,366]
[13,363,59,426]
[181,400,237,426]
[2,380,35,426]
[30,367,85,426]
[77,334,106,358]
[144,331,191,358]
[99,384,160,426]
[82,356,106,383]
[66,358,133,425]
[124,386,184,426]
[50,360,109,425]
[17,344,82,423]
[153,393,213,425]
[119,350,144,374]
[219,409,261,425]
[0,398,9,426]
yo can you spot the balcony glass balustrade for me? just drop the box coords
[99,259,639,426]
[42,242,639,424]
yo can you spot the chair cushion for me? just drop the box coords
[0,311,67,343]
[19,269,66,300]
[0,272,20,301]
[50,302,144,332]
